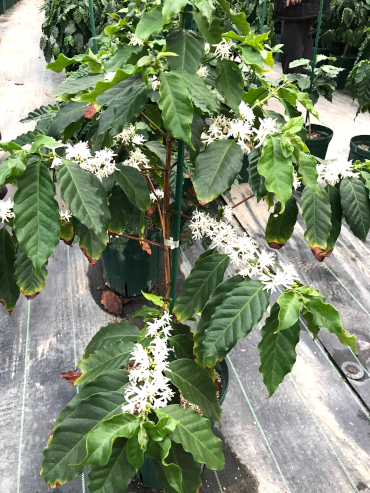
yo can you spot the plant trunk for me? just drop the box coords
[163,132,172,297]
[343,43,349,58]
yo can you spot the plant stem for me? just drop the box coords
[169,209,192,221]
[109,232,167,249]
[142,174,165,232]
[141,167,165,172]
[180,229,192,239]
[231,194,255,209]
[163,132,172,297]
[140,111,166,137]
[343,43,349,58]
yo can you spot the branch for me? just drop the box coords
[169,209,193,221]
[180,229,192,240]
[140,111,167,137]
[109,232,167,250]
[231,194,255,209]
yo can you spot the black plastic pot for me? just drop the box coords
[102,229,162,297]
[139,359,230,489]
[332,57,355,90]
[305,124,333,159]
[348,135,370,163]
[0,186,7,200]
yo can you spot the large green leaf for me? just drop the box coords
[156,405,224,470]
[173,253,229,322]
[0,153,27,186]
[14,161,59,275]
[258,136,294,212]
[216,60,243,115]
[41,392,129,487]
[194,275,244,366]
[247,147,267,202]
[277,290,303,332]
[162,0,188,23]
[56,159,108,236]
[14,246,48,297]
[297,151,321,194]
[88,438,136,493]
[108,185,134,234]
[77,67,136,103]
[51,74,104,97]
[47,102,87,138]
[172,70,218,114]
[76,341,135,386]
[104,46,146,73]
[192,12,223,45]
[240,46,265,71]
[167,442,202,493]
[340,177,370,242]
[126,436,145,471]
[166,359,221,422]
[216,0,250,34]
[158,72,193,145]
[74,219,108,260]
[147,437,183,493]
[202,277,271,367]
[114,165,151,212]
[258,303,301,397]
[326,184,342,251]
[135,6,163,39]
[166,29,204,74]
[85,321,140,358]
[190,0,215,24]
[0,226,20,312]
[169,333,194,360]
[265,196,298,247]
[193,140,244,203]
[301,186,332,250]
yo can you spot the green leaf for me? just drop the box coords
[0,153,27,187]
[158,72,193,144]
[51,74,104,97]
[240,46,265,71]
[172,70,218,114]
[192,13,223,45]
[303,297,357,352]
[216,0,250,34]
[30,135,65,153]
[247,147,267,202]
[114,165,151,212]
[74,219,108,260]
[166,359,221,422]
[190,0,215,24]
[76,341,136,386]
[282,117,304,134]
[135,6,163,39]
[88,438,136,493]
[340,177,370,242]
[46,53,87,73]
[145,416,179,441]
[277,291,303,332]
[14,161,59,275]
[265,196,298,247]
[14,246,48,297]
[56,159,109,236]
[167,442,202,493]
[108,185,134,234]
[193,140,244,203]
[302,309,320,339]
[0,227,20,312]
[104,47,147,73]
[297,152,321,194]
[166,29,204,74]
[295,90,319,119]
[0,141,22,152]
[156,405,224,469]
[162,0,188,23]
[216,60,243,115]
[77,67,135,103]
[203,277,271,367]
[169,334,194,360]
[326,184,342,251]
[41,392,130,487]
[47,102,88,138]
[126,436,145,470]
[301,186,332,250]
[258,136,294,212]
[173,253,229,322]
[76,413,139,468]
[84,320,140,358]
[258,303,301,397]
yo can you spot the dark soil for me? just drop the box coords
[358,144,370,151]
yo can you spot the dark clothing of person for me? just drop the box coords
[273,0,331,20]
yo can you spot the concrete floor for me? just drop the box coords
[1,2,370,493]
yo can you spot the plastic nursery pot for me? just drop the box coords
[102,228,162,298]
[305,123,333,160]
[139,360,230,489]
[332,57,355,90]
[348,135,370,163]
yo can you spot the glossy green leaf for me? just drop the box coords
[158,72,193,144]
[84,320,140,358]
[169,333,194,360]
[47,102,87,138]
[156,405,224,469]
[88,438,136,493]
[258,303,301,397]
[258,136,294,212]
[265,196,298,247]
[166,359,221,422]
[192,13,223,45]
[104,46,146,73]
[297,151,321,194]
[14,161,59,275]
[247,147,266,202]
[0,226,20,312]
[216,60,243,115]
[203,277,271,367]
[108,185,134,234]
[301,186,332,250]
[167,442,202,493]
[77,67,135,103]
[167,29,204,74]
[326,184,342,251]
[162,0,188,23]
[135,6,163,39]
[277,290,303,332]
[216,0,250,34]
[51,74,103,97]
[193,139,244,203]
[190,0,215,24]
[0,153,27,186]
[240,46,265,71]
[0,141,22,152]
[126,436,145,470]
[74,219,108,260]
[14,245,48,297]
[340,177,370,242]
[173,253,229,322]
[145,416,179,442]
[46,53,87,73]
[76,341,136,386]
[172,70,218,114]
[114,165,151,212]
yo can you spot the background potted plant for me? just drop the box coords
[0,1,366,491]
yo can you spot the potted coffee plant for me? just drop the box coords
[0,1,366,491]
[286,55,343,159]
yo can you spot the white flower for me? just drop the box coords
[204,43,210,55]
[213,39,235,60]
[65,141,91,162]
[129,33,144,45]
[316,158,359,187]
[149,75,161,91]
[150,189,164,202]
[222,205,233,223]
[124,148,150,170]
[132,134,147,146]
[253,118,277,148]
[260,263,297,293]
[239,102,255,125]
[197,66,209,78]
[293,170,301,190]
[0,199,14,223]
[50,156,63,168]
[104,72,116,81]
[60,209,72,222]
[117,125,136,145]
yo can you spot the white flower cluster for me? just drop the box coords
[196,66,209,78]
[150,189,164,202]
[115,125,151,170]
[0,199,14,223]
[122,312,175,415]
[316,158,360,187]
[213,39,235,60]
[190,209,297,293]
[293,170,301,190]
[104,72,116,81]
[60,209,72,223]
[63,142,118,181]
[148,75,161,91]
[129,32,144,46]
[201,102,277,154]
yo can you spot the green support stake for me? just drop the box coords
[260,0,268,34]
[88,0,98,55]
[310,0,325,88]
